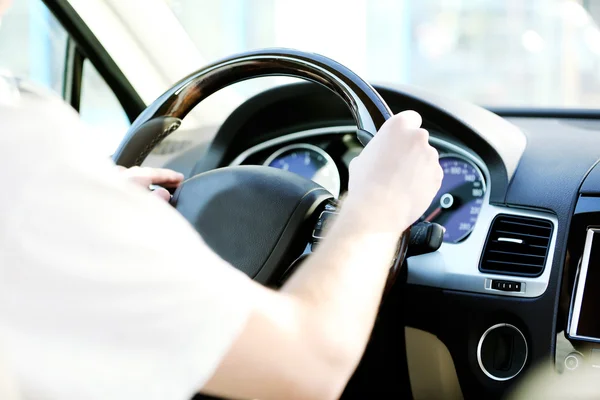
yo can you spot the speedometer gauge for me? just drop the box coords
[264,144,341,198]
[420,155,486,243]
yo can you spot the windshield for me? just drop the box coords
[164,0,600,109]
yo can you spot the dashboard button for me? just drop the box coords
[514,282,521,291]
[565,353,582,371]
[312,211,338,240]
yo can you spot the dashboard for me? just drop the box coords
[230,126,487,244]
[160,81,600,399]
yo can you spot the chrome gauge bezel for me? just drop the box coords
[263,143,341,198]
[229,125,557,298]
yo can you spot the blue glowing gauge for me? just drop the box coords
[419,155,487,243]
[264,144,341,198]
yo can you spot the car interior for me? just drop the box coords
[5,0,600,398]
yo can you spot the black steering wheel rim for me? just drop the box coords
[112,48,393,167]
[112,48,407,291]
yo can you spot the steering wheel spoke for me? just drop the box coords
[277,201,445,293]
[112,48,415,296]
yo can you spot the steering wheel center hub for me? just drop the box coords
[113,48,409,288]
[171,165,332,283]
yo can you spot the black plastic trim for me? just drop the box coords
[42,0,145,121]
[378,85,510,205]
[63,37,84,110]
[490,107,600,120]
[192,82,511,206]
[479,214,554,278]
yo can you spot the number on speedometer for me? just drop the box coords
[420,155,486,243]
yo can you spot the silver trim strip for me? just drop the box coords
[477,323,528,381]
[229,125,557,298]
[408,204,557,298]
[412,135,554,298]
[229,125,489,173]
[568,228,599,339]
[230,126,357,166]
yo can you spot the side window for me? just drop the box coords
[0,0,132,154]
[0,0,67,94]
[80,59,131,153]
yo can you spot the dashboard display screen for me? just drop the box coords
[569,228,600,341]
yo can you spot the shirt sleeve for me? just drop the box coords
[0,85,254,400]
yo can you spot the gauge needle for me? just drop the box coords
[424,207,442,222]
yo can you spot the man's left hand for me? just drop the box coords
[118,166,184,202]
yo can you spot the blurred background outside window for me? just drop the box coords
[0,0,66,93]
[0,0,129,154]
[164,0,600,108]
[1,0,600,151]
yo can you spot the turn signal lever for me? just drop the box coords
[280,211,445,287]
[407,221,445,257]
[311,206,444,257]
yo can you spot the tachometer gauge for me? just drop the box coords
[420,155,486,243]
[264,144,341,198]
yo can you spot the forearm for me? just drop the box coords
[203,197,411,400]
[204,113,441,400]
[282,194,410,366]
[203,196,409,399]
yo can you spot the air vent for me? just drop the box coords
[479,215,553,277]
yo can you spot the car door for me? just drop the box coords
[0,0,144,153]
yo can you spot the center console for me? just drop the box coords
[568,227,600,343]
[559,195,600,372]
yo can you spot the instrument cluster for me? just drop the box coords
[232,128,488,244]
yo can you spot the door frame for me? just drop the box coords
[42,0,145,122]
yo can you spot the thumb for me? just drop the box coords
[152,187,172,202]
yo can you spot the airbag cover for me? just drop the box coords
[171,165,330,278]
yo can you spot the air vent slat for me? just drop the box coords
[494,230,550,240]
[491,240,548,249]
[488,250,546,258]
[529,244,549,249]
[480,215,553,278]
[498,220,552,230]
[486,260,544,268]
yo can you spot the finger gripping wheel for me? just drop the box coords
[112,48,408,290]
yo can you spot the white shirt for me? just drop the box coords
[0,75,253,399]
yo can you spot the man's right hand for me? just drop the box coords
[347,110,443,232]
[202,110,444,400]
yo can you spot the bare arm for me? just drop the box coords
[202,111,443,400]
[0,71,443,400]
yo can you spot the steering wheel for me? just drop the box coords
[112,48,408,292]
